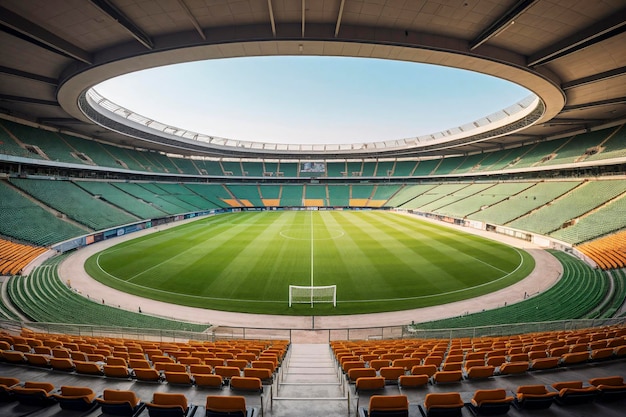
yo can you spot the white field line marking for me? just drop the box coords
[93,211,526,306]
[310,210,314,289]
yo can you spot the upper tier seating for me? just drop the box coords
[75,180,167,219]
[509,179,626,236]
[0,180,86,246]
[10,178,137,230]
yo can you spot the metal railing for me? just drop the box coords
[2,317,623,344]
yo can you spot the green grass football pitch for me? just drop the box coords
[85,210,534,316]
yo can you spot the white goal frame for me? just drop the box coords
[288,285,337,307]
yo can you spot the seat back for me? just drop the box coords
[149,392,187,410]
[589,376,625,387]
[398,374,428,389]
[54,386,96,411]
[369,359,391,370]
[243,367,272,381]
[230,376,262,392]
[380,366,405,381]
[530,357,559,370]
[355,376,385,392]
[12,382,56,407]
[190,364,213,375]
[206,395,246,417]
[214,366,241,379]
[134,368,161,381]
[50,357,74,371]
[433,370,462,384]
[348,367,376,382]
[499,361,528,375]
[104,364,129,378]
[515,385,556,409]
[551,381,597,405]
[368,395,409,417]
[102,389,139,405]
[194,374,224,388]
[517,385,548,395]
[424,392,463,411]
[410,364,437,377]
[466,365,495,380]
[472,389,508,405]
[164,371,192,385]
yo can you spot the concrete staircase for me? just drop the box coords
[272,344,349,417]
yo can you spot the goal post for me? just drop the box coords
[288,285,337,307]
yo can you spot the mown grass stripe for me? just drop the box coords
[85,211,532,315]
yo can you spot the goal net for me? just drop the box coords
[288,285,337,307]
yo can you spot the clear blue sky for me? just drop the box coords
[96,56,530,145]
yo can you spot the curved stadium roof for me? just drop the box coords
[0,0,625,160]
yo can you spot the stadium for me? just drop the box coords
[0,1,625,416]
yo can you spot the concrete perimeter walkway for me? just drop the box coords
[58,213,563,331]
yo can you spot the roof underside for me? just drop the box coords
[0,0,625,159]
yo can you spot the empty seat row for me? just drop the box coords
[356,376,626,417]
[0,377,262,416]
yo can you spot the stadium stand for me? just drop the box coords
[327,185,350,206]
[150,183,212,211]
[400,183,472,210]
[279,185,304,206]
[193,159,225,176]
[431,155,464,175]
[304,184,327,206]
[450,153,489,174]
[586,125,626,162]
[110,182,192,214]
[509,180,626,236]
[74,181,167,219]
[543,130,609,166]
[183,184,231,209]
[326,161,345,177]
[10,178,137,231]
[408,160,435,176]
[227,184,265,207]
[221,161,244,176]
[468,181,581,224]
[170,156,201,175]
[350,184,375,206]
[0,121,46,160]
[368,185,401,207]
[362,161,376,177]
[0,180,87,246]
[383,184,433,207]
[510,137,571,169]
[484,146,530,171]
[0,239,47,276]
[577,231,626,269]
[417,183,495,215]
[550,193,626,244]
[279,162,298,177]
[374,161,395,177]
[1,120,77,164]
[241,161,264,177]
[263,161,279,177]
[413,251,609,328]
[6,255,207,331]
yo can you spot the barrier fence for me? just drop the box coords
[2,317,624,344]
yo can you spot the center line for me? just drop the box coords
[310,210,314,307]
